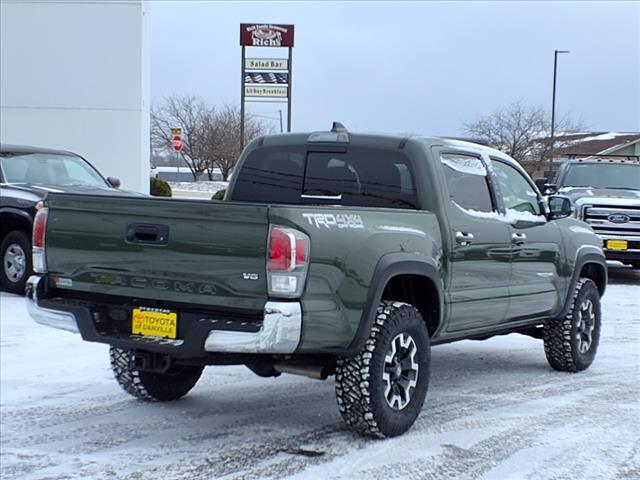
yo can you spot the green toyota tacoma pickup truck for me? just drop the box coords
[26,124,607,438]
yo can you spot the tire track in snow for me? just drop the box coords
[1,274,638,480]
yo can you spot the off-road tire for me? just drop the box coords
[335,301,430,438]
[543,278,601,372]
[0,230,32,295]
[109,347,204,401]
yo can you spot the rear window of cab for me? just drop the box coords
[230,146,419,209]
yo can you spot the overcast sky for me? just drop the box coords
[151,1,640,136]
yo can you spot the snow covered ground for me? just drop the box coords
[169,181,228,200]
[1,265,638,480]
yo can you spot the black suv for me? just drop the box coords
[0,145,122,293]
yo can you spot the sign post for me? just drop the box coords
[240,46,245,157]
[287,45,292,138]
[171,127,182,153]
[240,23,294,151]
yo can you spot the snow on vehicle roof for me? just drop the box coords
[416,137,522,170]
[442,138,514,160]
[441,155,487,176]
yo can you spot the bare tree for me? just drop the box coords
[463,102,585,174]
[151,95,212,180]
[204,105,272,181]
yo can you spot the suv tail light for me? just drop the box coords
[267,225,309,298]
[32,206,49,273]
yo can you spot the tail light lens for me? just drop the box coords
[32,207,49,273]
[267,225,309,298]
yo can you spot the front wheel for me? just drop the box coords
[335,301,430,438]
[109,347,203,401]
[543,278,601,372]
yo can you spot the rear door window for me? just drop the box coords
[303,148,417,209]
[231,146,418,209]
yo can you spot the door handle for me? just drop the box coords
[455,231,474,246]
[511,232,527,245]
[126,223,169,246]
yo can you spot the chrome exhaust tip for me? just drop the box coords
[273,362,329,380]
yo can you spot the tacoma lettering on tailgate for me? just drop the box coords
[89,273,217,295]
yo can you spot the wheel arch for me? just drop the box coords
[380,274,440,338]
[346,253,444,355]
[0,209,32,242]
[580,262,606,296]
[559,247,607,319]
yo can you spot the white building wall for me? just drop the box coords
[0,0,150,193]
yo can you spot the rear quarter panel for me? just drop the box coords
[270,206,442,352]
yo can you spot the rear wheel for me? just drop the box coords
[109,347,203,401]
[543,278,601,372]
[1,230,32,295]
[335,301,430,438]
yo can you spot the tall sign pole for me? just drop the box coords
[240,45,246,150]
[550,49,569,172]
[287,46,292,133]
[171,127,183,174]
[240,23,295,151]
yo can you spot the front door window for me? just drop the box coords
[490,159,542,217]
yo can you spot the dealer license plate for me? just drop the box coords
[607,240,628,251]
[132,307,178,339]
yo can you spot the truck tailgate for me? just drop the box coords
[44,193,270,310]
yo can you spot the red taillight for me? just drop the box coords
[267,225,310,298]
[268,227,308,272]
[32,207,49,273]
[296,239,307,265]
[33,208,48,249]
[268,227,294,272]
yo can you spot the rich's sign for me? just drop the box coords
[240,24,294,47]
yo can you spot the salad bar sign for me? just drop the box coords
[240,23,295,147]
[245,58,288,70]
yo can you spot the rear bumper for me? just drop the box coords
[26,276,80,334]
[26,275,302,356]
[203,303,301,353]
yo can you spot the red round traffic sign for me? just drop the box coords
[171,135,182,153]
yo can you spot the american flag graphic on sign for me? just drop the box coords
[244,72,289,84]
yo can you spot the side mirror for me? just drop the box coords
[547,195,573,220]
[107,176,121,188]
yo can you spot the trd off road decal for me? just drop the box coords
[302,213,364,229]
